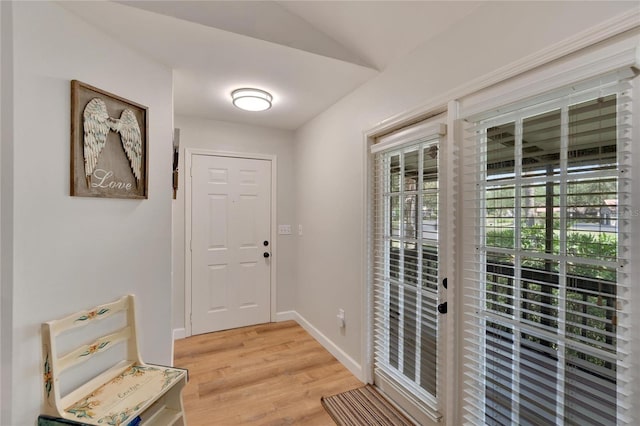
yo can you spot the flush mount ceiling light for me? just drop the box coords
[231,88,273,112]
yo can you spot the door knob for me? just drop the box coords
[263,252,270,258]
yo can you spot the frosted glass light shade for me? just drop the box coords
[231,88,273,111]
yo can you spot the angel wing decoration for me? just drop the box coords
[82,98,110,186]
[82,98,143,187]
[110,109,143,185]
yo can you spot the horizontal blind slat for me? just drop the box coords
[462,74,633,425]
[372,127,445,409]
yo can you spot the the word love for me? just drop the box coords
[91,169,133,191]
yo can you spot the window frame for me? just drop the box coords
[458,43,639,424]
[368,117,450,424]
[363,23,640,426]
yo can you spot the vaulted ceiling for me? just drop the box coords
[60,1,481,130]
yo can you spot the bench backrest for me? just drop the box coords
[41,294,143,414]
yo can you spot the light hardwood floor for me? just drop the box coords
[173,320,363,425]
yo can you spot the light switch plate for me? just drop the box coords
[278,225,292,235]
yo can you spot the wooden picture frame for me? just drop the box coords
[70,80,149,199]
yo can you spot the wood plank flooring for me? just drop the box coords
[173,320,363,425]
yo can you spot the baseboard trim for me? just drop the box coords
[275,310,297,322]
[291,311,363,381]
[173,328,186,340]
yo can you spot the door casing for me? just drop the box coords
[184,149,278,337]
[363,104,457,426]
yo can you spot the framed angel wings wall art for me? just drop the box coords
[70,80,149,199]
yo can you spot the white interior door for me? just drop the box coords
[191,154,271,335]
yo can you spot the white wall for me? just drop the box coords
[7,2,174,423]
[294,1,637,374]
[172,116,296,332]
[0,1,14,423]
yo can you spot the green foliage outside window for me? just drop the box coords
[486,227,617,281]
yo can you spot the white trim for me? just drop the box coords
[365,9,640,138]
[629,72,640,425]
[443,100,459,426]
[459,68,635,425]
[269,157,278,322]
[362,129,375,385]
[367,118,448,421]
[375,370,441,425]
[275,310,297,322]
[363,110,449,388]
[184,148,278,337]
[460,38,639,120]
[184,150,193,338]
[172,328,186,340]
[453,8,640,105]
[292,311,363,380]
[361,10,639,426]
[452,115,468,426]
[371,122,446,154]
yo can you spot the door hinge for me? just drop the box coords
[189,239,192,251]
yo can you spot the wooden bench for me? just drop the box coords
[41,295,187,426]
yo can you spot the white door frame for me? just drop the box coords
[363,109,452,426]
[184,148,277,337]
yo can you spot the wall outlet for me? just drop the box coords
[337,309,345,328]
[278,225,292,235]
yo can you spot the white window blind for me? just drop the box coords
[372,122,445,418]
[462,73,634,425]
